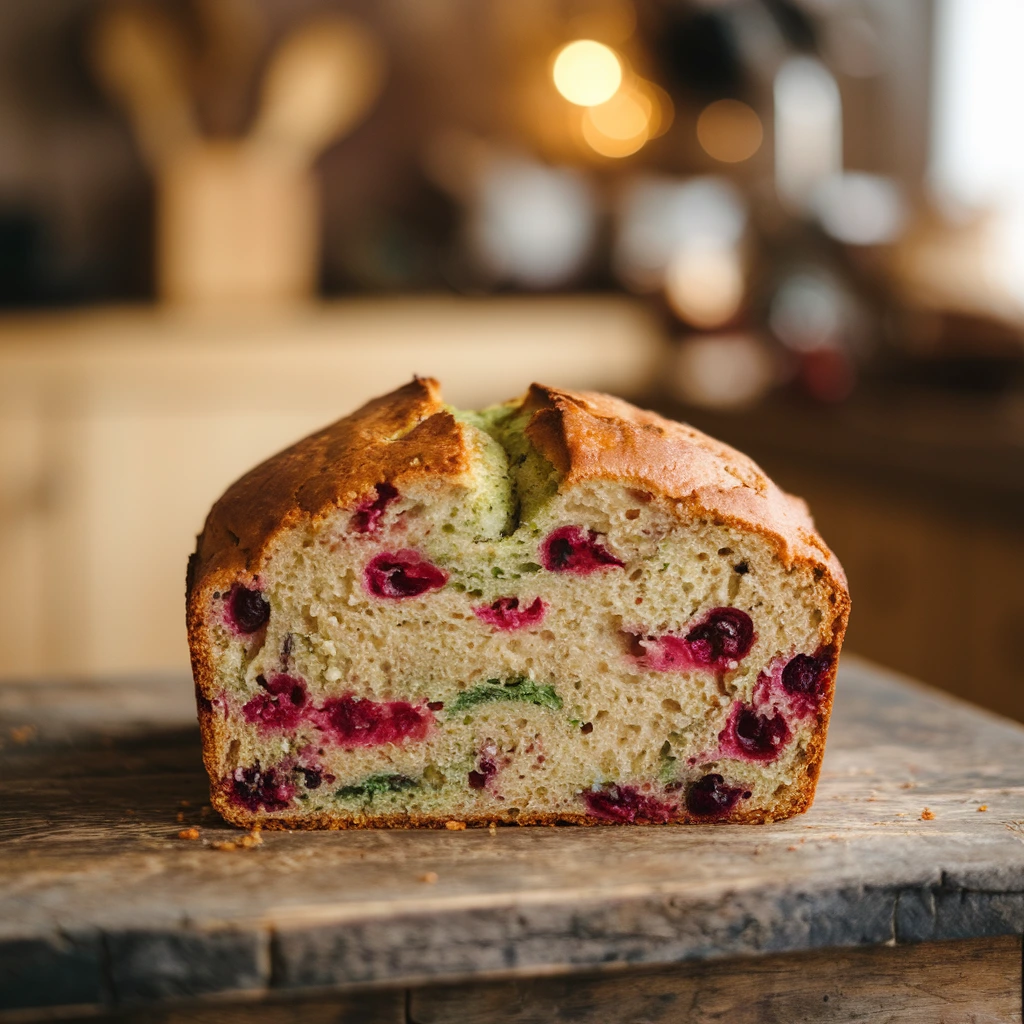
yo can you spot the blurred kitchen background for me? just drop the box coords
[1,0,1021,723]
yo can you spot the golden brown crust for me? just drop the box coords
[521,384,847,590]
[189,376,465,592]
[188,377,850,829]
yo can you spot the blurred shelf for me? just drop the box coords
[656,389,1024,525]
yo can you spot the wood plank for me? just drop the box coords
[410,936,1023,1024]
[32,991,406,1024]
[1,658,1023,1011]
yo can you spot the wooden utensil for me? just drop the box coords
[92,3,386,305]
[90,3,197,168]
[251,15,386,166]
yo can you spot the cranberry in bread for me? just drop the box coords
[187,378,849,828]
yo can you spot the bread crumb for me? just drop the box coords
[921,808,935,820]
[178,827,200,840]
[9,725,37,745]
[488,822,497,835]
[418,871,439,884]
[212,828,262,851]
[787,845,798,851]
[900,781,915,789]
[176,811,185,823]
[179,800,192,808]
[977,805,988,812]
[238,829,263,848]
[445,820,466,831]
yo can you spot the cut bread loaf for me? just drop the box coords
[187,378,849,828]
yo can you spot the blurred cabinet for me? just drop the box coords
[0,298,666,678]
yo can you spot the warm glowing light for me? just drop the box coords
[665,246,744,327]
[696,100,763,163]
[581,80,651,158]
[586,88,649,140]
[581,113,648,158]
[553,40,622,107]
[637,78,674,139]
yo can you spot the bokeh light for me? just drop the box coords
[774,57,842,210]
[581,84,650,157]
[664,246,744,327]
[637,78,674,139]
[553,40,622,107]
[670,334,775,409]
[696,99,763,163]
[814,173,906,245]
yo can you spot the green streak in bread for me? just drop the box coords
[449,677,563,713]
[454,402,560,530]
[335,773,419,801]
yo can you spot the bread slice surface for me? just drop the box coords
[187,378,849,828]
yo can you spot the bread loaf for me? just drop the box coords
[187,378,849,828]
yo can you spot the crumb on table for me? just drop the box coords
[211,828,263,851]
[445,821,466,831]
[418,871,439,884]
[921,808,935,820]
[178,827,200,840]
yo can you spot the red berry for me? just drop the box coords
[685,608,754,665]
[541,527,624,575]
[685,774,744,818]
[582,784,674,823]
[227,584,269,634]
[228,762,295,812]
[727,705,791,761]
[242,674,308,732]
[364,551,448,599]
[351,483,399,533]
[473,596,546,630]
[317,695,433,748]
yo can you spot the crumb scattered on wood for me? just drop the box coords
[445,821,466,831]
[178,800,191,808]
[921,808,935,820]
[977,805,988,812]
[176,811,185,823]
[488,822,497,835]
[418,871,438,884]
[787,845,798,851]
[178,827,200,840]
[900,781,915,789]
[9,725,37,745]
[211,828,263,851]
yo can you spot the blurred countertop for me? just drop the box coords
[0,295,668,412]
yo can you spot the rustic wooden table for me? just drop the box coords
[2,656,1022,1023]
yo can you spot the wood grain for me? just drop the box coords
[54,992,406,1024]
[411,936,1023,1024]
[1,657,1023,1017]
